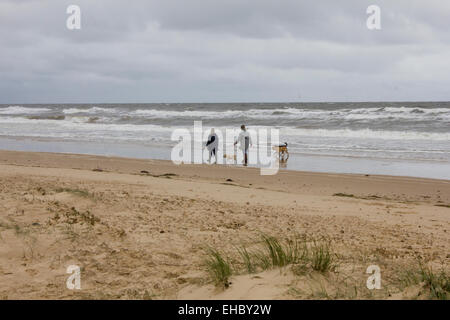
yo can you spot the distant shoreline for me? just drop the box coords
[1,149,450,186]
[1,139,450,180]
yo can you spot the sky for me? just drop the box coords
[0,0,449,103]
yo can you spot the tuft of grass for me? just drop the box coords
[288,237,309,263]
[418,263,449,300]
[397,262,449,300]
[310,240,335,273]
[261,234,289,267]
[9,221,38,261]
[203,234,336,291]
[253,249,271,271]
[204,247,232,288]
[397,269,421,289]
[236,245,256,274]
[258,234,308,269]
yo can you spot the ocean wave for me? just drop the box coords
[4,105,449,123]
[382,106,450,114]
[131,106,450,121]
[0,114,448,141]
[283,127,450,141]
[62,107,118,114]
[2,115,104,124]
[0,106,52,114]
[67,116,101,123]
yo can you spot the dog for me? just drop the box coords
[272,142,289,162]
[223,153,237,161]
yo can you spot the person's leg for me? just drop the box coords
[212,148,217,164]
[209,150,212,163]
[244,149,248,166]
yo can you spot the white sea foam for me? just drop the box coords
[62,107,118,114]
[282,127,450,141]
[3,105,450,121]
[0,106,52,114]
[0,115,448,141]
[130,107,450,121]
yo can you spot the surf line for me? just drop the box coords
[178,304,213,318]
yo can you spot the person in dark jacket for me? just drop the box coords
[206,128,219,164]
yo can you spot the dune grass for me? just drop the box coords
[418,264,449,300]
[202,234,447,300]
[397,261,449,300]
[310,240,335,273]
[204,233,336,288]
[204,247,232,288]
[236,245,256,274]
[256,234,309,269]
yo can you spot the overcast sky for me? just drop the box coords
[1,0,449,103]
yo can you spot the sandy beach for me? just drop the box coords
[0,149,448,300]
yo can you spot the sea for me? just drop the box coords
[0,102,449,179]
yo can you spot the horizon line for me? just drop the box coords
[1,100,450,105]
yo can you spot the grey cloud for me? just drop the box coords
[0,0,449,103]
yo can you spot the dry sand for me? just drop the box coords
[0,150,448,300]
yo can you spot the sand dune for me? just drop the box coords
[0,150,448,299]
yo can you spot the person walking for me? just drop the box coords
[206,128,219,164]
[234,125,252,166]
